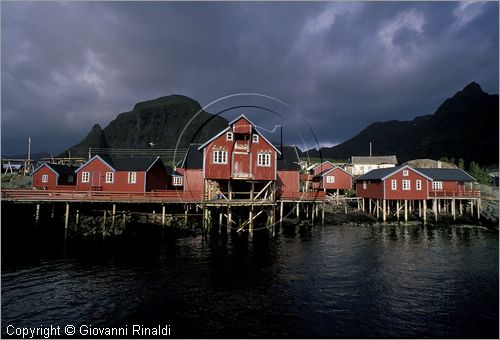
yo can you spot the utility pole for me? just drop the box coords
[369,141,372,157]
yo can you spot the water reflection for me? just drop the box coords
[2,224,498,338]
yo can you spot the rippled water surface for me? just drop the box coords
[2,224,498,338]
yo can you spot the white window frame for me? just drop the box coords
[41,174,49,183]
[416,180,422,190]
[128,171,137,184]
[257,153,271,167]
[213,150,228,164]
[81,171,90,183]
[173,176,183,186]
[403,170,409,176]
[363,181,367,189]
[105,172,114,184]
[432,181,443,190]
[252,134,259,143]
[226,132,233,141]
[391,179,397,190]
[326,175,335,184]
[402,179,411,190]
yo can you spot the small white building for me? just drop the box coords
[348,155,398,176]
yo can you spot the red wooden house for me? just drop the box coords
[178,144,204,197]
[355,165,431,200]
[313,166,353,193]
[75,155,169,192]
[276,145,301,197]
[198,115,281,200]
[31,163,78,190]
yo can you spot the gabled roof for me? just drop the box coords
[356,165,432,181]
[76,155,164,172]
[351,155,398,165]
[276,145,301,171]
[319,166,352,178]
[416,168,477,182]
[179,144,203,169]
[32,163,78,176]
[198,114,281,154]
[165,165,182,176]
[312,160,336,171]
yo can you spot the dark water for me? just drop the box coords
[2,224,499,338]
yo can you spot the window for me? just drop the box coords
[391,179,397,190]
[128,172,137,184]
[432,181,443,190]
[105,172,114,183]
[403,170,409,176]
[252,134,259,143]
[81,172,90,183]
[213,150,228,164]
[257,153,271,167]
[326,175,335,183]
[173,176,183,186]
[42,174,49,183]
[416,180,422,190]
[402,180,410,190]
[226,132,233,141]
[363,181,367,189]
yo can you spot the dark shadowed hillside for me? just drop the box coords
[62,95,228,157]
[308,82,499,166]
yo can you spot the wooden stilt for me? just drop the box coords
[76,209,80,226]
[459,200,463,215]
[311,203,315,225]
[423,200,427,225]
[396,200,400,220]
[249,206,254,236]
[162,205,166,226]
[112,204,116,230]
[369,199,372,215]
[184,206,188,226]
[433,199,438,222]
[418,200,422,218]
[102,210,107,236]
[322,204,325,226]
[219,211,223,233]
[452,198,456,221]
[404,199,408,223]
[306,205,309,218]
[280,200,284,226]
[362,198,365,212]
[477,198,481,220]
[376,200,380,219]
[470,199,474,217]
[227,206,232,233]
[344,200,348,214]
[382,199,386,222]
[296,202,300,218]
[64,203,70,230]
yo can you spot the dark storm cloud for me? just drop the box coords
[1,1,498,154]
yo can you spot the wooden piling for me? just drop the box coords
[404,199,408,223]
[321,204,325,226]
[433,199,438,222]
[418,200,422,218]
[423,199,427,225]
[452,198,456,221]
[396,200,400,220]
[162,205,166,226]
[477,198,481,220]
[112,204,116,230]
[35,204,40,226]
[280,200,284,226]
[382,199,386,222]
[296,202,300,218]
[64,203,70,230]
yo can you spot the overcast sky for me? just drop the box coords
[1,1,498,155]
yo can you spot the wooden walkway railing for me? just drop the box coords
[429,190,481,198]
[1,189,203,203]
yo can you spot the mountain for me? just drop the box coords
[2,151,52,161]
[308,82,499,166]
[63,95,228,157]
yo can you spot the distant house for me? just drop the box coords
[355,165,431,200]
[75,155,168,192]
[31,163,78,190]
[348,155,398,176]
[313,166,353,194]
[356,165,478,200]
[311,161,336,176]
[166,165,183,190]
[416,168,477,197]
